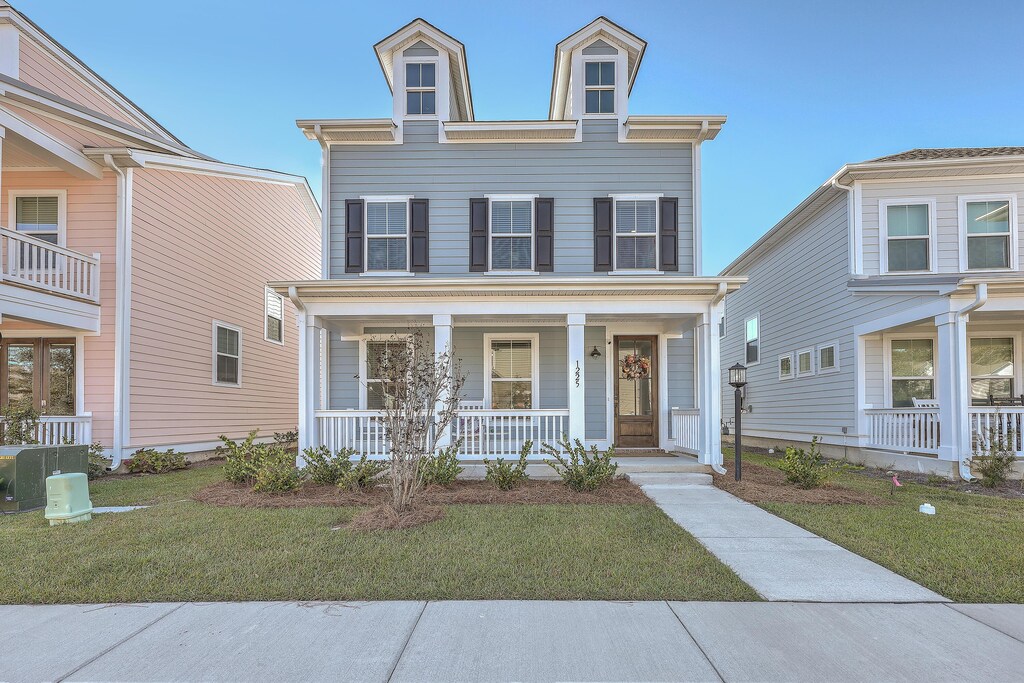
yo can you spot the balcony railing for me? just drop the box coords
[0,415,92,446]
[1,228,100,302]
[314,408,570,458]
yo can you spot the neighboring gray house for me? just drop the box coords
[721,148,1024,479]
[275,17,741,467]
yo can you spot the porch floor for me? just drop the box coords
[459,453,707,480]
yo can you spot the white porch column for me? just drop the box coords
[696,302,723,467]
[935,311,969,462]
[567,313,586,443]
[297,311,321,461]
[433,314,454,449]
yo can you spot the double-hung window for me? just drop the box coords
[584,61,615,114]
[365,338,410,410]
[884,203,931,272]
[487,336,536,409]
[614,199,657,270]
[11,192,64,269]
[213,322,241,387]
[265,288,284,344]
[365,199,409,272]
[490,198,533,271]
[890,338,934,408]
[964,199,1013,270]
[970,337,1015,405]
[744,315,760,365]
[405,62,436,115]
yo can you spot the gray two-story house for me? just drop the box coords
[276,17,741,467]
[721,148,1024,479]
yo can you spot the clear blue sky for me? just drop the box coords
[18,0,1024,273]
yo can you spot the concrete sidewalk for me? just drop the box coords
[4,600,1023,682]
[629,472,946,602]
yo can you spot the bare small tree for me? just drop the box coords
[371,330,465,513]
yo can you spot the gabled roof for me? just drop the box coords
[0,1,189,148]
[549,16,646,121]
[373,18,474,121]
[869,147,1024,162]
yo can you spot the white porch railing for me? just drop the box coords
[969,407,1024,456]
[0,415,92,445]
[454,409,569,457]
[671,408,700,454]
[1,228,100,302]
[865,408,940,454]
[314,408,570,458]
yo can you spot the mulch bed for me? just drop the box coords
[342,505,446,531]
[193,477,651,509]
[713,461,890,506]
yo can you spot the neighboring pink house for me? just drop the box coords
[0,3,320,465]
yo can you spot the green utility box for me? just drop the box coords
[45,472,93,525]
[0,445,88,512]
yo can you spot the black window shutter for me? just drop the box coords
[535,197,554,272]
[659,197,679,272]
[345,199,364,273]
[594,197,613,272]
[469,198,488,272]
[410,198,429,272]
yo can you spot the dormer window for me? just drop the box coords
[584,61,615,114]
[405,62,436,115]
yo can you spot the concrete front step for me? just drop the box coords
[624,472,713,487]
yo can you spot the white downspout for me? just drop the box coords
[709,282,728,474]
[104,154,131,470]
[955,283,988,481]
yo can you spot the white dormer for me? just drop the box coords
[549,17,647,140]
[373,19,473,142]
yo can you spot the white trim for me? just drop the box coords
[264,287,285,345]
[796,348,815,377]
[212,321,242,388]
[402,58,439,118]
[778,352,794,380]
[878,197,938,275]
[358,334,413,410]
[817,343,839,374]
[581,55,618,116]
[743,313,760,366]
[692,141,702,276]
[7,189,67,247]
[363,197,411,274]
[883,332,936,408]
[487,196,536,273]
[483,333,540,410]
[611,195,660,272]
[966,332,1023,405]
[958,193,1020,272]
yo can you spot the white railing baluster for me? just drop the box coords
[0,228,100,302]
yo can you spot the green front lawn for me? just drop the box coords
[0,466,758,604]
[729,450,1024,603]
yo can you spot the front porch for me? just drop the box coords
[279,276,739,466]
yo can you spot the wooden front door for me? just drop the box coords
[614,336,658,448]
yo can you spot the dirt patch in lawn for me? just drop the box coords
[854,466,1024,500]
[194,477,651,509]
[713,461,890,506]
[342,504,447,531]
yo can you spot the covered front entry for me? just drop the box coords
[614,335,658,448]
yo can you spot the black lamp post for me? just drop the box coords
[728,363,747,482]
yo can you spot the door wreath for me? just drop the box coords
[620,353,651,380]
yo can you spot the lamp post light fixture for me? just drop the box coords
[728,363,748,482]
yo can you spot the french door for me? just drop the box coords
[0,338,76,415]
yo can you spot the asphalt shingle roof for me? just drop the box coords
[870,147,1024,162]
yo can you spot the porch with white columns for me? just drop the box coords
[566,313,586,443]
[296,310,322,459]
[433,313,453,448]
[935,310,971,463]
[694,301,724,468]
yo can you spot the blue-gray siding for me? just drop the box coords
[328,119,695,277]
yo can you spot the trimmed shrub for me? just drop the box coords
[484,440,531,491]
[87,442,111,480]
[777,437,841,489]
[542,436,618,491]
[273,429,299,446]
[302,445,357,486]
[337,454,387,491]
[218,430,264,485]
[125,448,187,474]
[253,446,300,493]
[420,440,464,486]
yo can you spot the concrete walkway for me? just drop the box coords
[5,600,1023,682]
[628,472,946,602]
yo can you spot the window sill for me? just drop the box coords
[484,271,540,276]
[881,270,937,276]
[962,266,1015,273]
[264,336,285,346]
[607,270,664,276]
[360,271,414,277]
